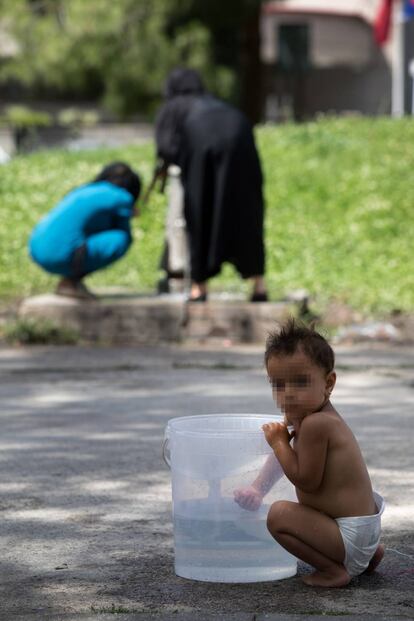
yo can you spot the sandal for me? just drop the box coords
[250,292,268,303]
[187,293,208,303]
[56,279,97,301]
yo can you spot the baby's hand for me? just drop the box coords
[262,422,290,448]
[233,485,263,511]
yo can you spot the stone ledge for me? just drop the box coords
[18,294,294,345]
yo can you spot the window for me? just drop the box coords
[278,24,310,73]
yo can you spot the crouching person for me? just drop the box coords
[235,319,385,587]
[29,161,141,300]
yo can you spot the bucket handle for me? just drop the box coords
[162,434,171,469]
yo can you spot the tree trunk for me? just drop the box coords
[239,6,263,124]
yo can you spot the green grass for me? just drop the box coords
[1,117,413,313]
[3,317,79,345]
[260,117,413,313]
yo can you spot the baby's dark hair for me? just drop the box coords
[94,161,141,201]
[264,318,335,374]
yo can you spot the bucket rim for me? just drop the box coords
[166,413,284,437]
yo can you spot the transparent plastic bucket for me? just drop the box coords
[164,414,297,583]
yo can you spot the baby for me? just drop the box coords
[234,318,384,587]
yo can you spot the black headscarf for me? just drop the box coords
[156,68,207,165]
[163,68,205,99]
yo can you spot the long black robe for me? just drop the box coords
[155,94,265,283]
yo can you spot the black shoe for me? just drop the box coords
[250,292,268,303]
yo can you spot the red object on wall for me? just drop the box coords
[374,0,394,45]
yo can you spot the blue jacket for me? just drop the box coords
[29,181,134,273]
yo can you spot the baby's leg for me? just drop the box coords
[364,544,385,574]
[267,500,350,588]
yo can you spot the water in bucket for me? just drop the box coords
[164,414,297,583]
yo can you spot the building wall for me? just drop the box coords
[261,12,391,120]
[261,13,377,67]
[301,61,390,116]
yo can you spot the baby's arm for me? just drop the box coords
[234,454,284,511]
[263,417,328,493]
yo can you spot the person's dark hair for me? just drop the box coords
[94,161,141,201]
[164,67,205,99]
[264,318,335,374]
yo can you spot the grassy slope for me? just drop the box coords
[0,117,413,312]
[260,117,413,312]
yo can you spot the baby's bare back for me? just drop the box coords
[295,410,376,519]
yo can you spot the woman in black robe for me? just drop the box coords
[155,68,267,302]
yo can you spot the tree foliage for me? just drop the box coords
[0,0,247,117]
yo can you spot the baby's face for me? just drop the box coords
[267,349,333,422]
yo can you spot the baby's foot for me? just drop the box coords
[364,544,385,574]
[302,565,351,588]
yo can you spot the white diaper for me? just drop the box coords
[335,491,385,577]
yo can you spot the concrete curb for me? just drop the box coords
[7,614,410,621]
[18,294,294,345]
